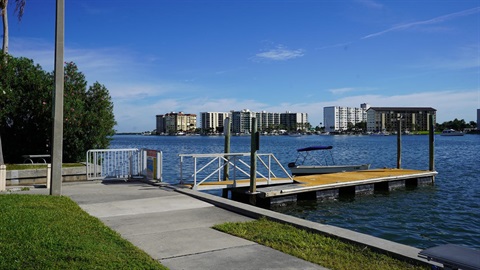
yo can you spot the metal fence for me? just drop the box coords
[86,148,162,181]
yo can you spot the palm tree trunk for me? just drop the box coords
[0,0,6,164]
[0,136,4,165]
[1,0,8,54]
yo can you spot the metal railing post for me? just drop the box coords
[193,157,197,188]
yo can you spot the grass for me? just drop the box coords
[0,194,167,270]
[213,217,428,270]
[6,163,84,170]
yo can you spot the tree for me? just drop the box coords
[62,62,116,162]
[354,121,366,132]
[0,54,52,162]
[0,55,116,163]
[84,82,116,149]
[1,0,25,164]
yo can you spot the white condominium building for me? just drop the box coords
[200,112,229,133]
[324,103,369,132]
[230,110,308,134]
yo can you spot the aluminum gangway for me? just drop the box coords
[86,148,162,181]
[178,152,293,190]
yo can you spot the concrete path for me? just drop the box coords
[24,181,326,270]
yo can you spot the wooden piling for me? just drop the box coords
[248,117,258,204]
[429,114,435,172]
[222,117,231,198]
[397,116,402,169]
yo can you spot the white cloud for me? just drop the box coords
[316,42,352,51]
[329,87,356,95]
[254,45,305,61]
[355,0,383,10]
[421,44,480,70]
[9,37,151,84]
[362,6,480,39]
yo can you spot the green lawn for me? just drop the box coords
[214,217,428,270]
[6,163,84,170]
[0,194,167,270]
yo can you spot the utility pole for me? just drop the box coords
[50,0,64,195]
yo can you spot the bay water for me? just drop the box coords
[110,134,480,250]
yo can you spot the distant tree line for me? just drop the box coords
[436,118,476,132]
[0,53,116,163]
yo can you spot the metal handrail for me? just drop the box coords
[179,152,293,189]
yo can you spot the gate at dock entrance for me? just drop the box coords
[86,148,162,181]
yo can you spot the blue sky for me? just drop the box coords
[6,0,480,132]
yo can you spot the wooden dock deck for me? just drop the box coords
[258,168,437,197]
[186,168,437,205]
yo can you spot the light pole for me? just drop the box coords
[50,0,64,195]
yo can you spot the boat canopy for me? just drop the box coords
[297,146,333,152]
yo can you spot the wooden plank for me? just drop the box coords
[187,169,437,195]
[260,169,437,198]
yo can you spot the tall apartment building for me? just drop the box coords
[366,107,436,132]
[231,109,255,134]
[256,111,281,131]
[281,112,308,131]
[324,103,369,132]
[200,112,229,133]
[156,112,197,134]
[229,110,308,134]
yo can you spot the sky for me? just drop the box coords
[5,0,480,132]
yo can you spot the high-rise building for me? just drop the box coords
[156,112,197,134]
[256,111,281,131]
[366,107,436,132]
[323,104,368,132]
[231,109,255,134]
[281,112,308,131]
[200,112,229,133]
[228,110,308,133]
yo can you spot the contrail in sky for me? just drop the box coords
[362,6,480,39]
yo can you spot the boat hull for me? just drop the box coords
[290,164,371,176]
[440,129,464,136]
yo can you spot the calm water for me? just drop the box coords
[110,134,480,249]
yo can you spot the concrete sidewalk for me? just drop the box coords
[23,181,326,270]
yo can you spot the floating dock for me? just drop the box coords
[185,168,437,207]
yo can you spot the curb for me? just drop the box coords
[171,185,440,268]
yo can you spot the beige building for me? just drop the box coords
[366,107,436,132]
[156,112,197,134]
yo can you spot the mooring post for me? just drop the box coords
[222,117,231,198]
[248,117,258,205]
[397,115,402,169]
[429,114,435,172]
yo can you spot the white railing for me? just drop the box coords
[86,148,162,181]
[178,152,292,190]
